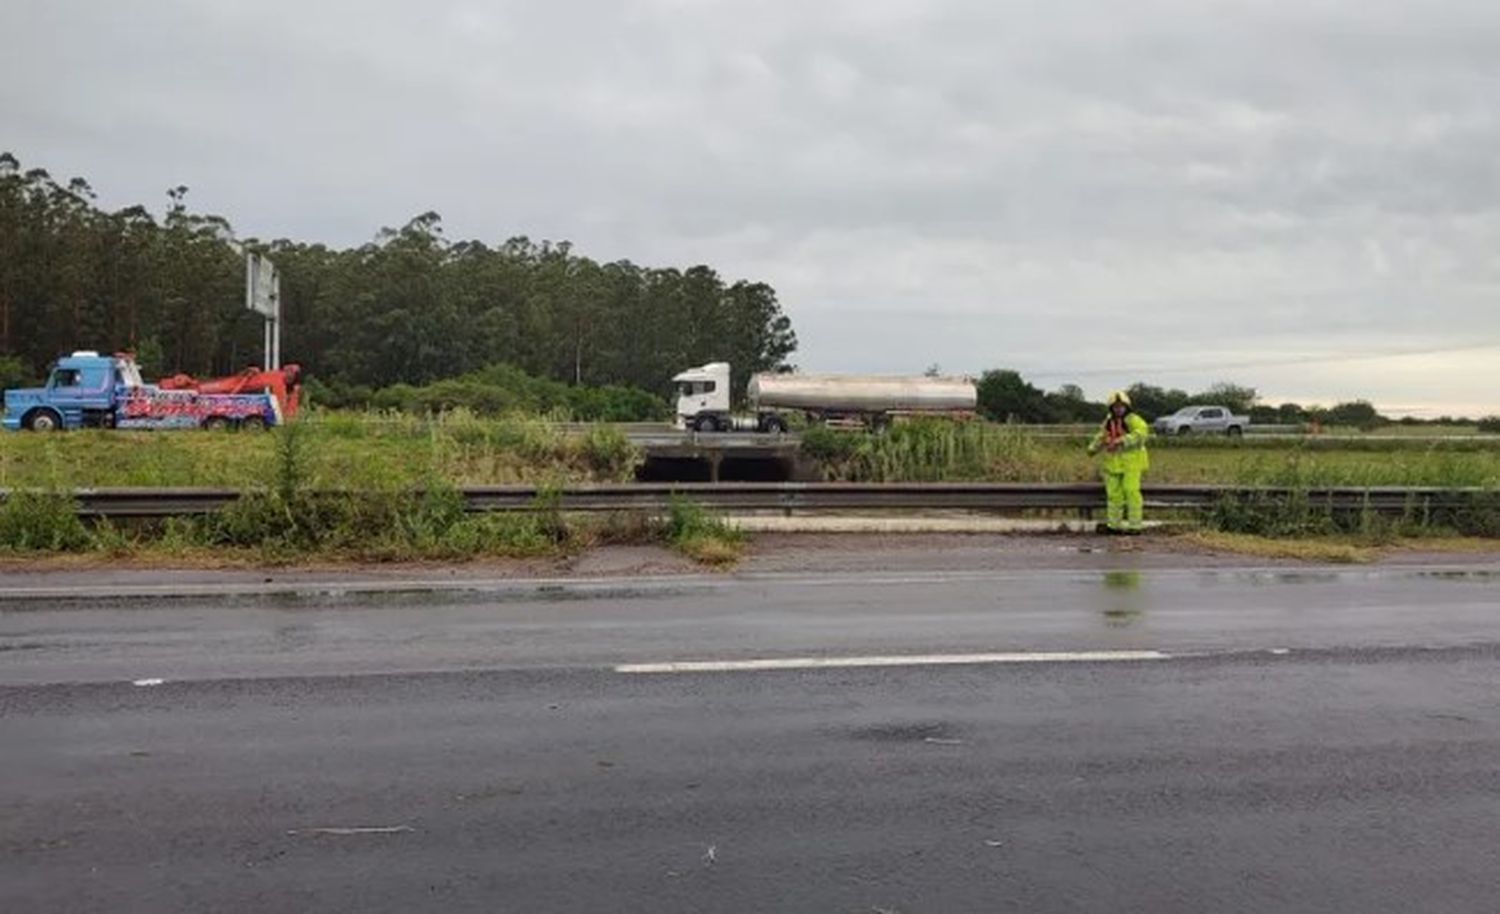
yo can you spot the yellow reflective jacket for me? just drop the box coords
[1089,412,1151,473]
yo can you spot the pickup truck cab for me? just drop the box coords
[3,352,281,432]
[1152,405,1248,437]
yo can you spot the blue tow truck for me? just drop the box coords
[3,352,282,432]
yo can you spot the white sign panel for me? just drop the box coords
[246,253,279,318]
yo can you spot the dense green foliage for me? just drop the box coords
[977,372,1273,424]
[977,366,1471,429]
[975,371,1099,423]
[0,153,796,399]
[311,363,669,421]
[0,354,32,391]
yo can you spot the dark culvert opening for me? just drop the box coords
[637,456,796,482]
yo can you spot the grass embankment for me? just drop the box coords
[0,410,641,489]
[802,422,1500,542]
[0,420,740,565]
[5,412,1497,490]
[802,423,1500,487]
[3,414,1498,561]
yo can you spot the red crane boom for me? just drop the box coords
[158,364,302,419]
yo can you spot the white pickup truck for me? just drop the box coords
[1152,405,1249,437]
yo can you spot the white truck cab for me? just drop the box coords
[673,362,732,429]
[673,362,789,433]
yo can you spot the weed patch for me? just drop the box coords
[0,490,91,551]
[1180,531,1376,564]
[664,496,744,565]
[1207,488,1500,539]
[804,421,1083,483]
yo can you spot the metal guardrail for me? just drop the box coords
[8,483,1491,519]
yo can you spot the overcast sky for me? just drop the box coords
[4,0,1498,414]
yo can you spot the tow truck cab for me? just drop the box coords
[1,352,142,432]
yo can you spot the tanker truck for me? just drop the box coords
[673,362,977,432]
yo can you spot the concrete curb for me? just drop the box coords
[727,516,1179,534]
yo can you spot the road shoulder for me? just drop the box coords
[1,531,1498,595]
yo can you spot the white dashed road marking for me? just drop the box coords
[616,650,1172,674]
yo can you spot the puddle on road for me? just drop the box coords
[1412,570,1500,583]
[1102,608,1143,627]
[1100,570,1146,627]
[1214,569,1500,589]
[848,721,962,744]
[62,581,716,614]
[1205,571,1343,589]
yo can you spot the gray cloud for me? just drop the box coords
[4,0,1499,413]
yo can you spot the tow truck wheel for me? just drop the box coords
[25,411,60,432]
[203,415,232,432]
[240,416,266,432]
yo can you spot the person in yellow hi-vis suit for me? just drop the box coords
[1087,390,1151,534]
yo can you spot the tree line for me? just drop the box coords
[0,153,798,401]
[975,369,1480,429]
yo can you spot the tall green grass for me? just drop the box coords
[0,431,744,560]
[0,489,90,551]
[1207,490,1500,540]
[803,422,1091,483]
[1226,450,1500,488]
[0,409,643,489]
[800,423,1500,489]
[0,432,584,561]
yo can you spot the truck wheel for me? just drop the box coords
[1177,426,1192,436]
[762,416,788,434]
[25,410,60,432]
[203,415,232,431]
[240,416,267,432]
[694,415,720,433]
[1226,425,1243,438]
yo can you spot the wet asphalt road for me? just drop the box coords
[4,565,1500,912]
